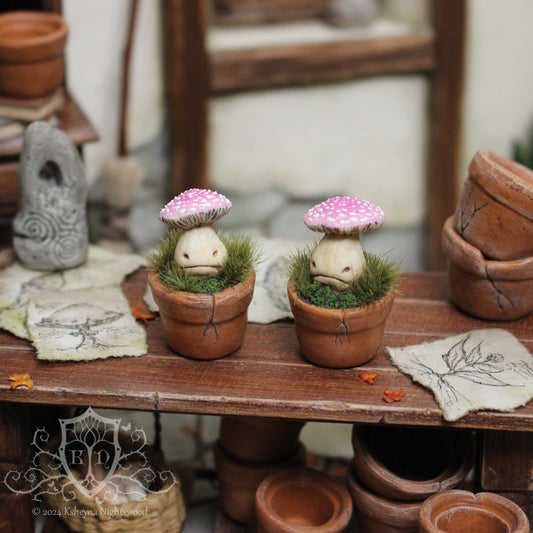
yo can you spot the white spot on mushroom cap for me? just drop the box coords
[159,188,232,229]
[303,196,385,234]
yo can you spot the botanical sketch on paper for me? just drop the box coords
[387,329,533,421]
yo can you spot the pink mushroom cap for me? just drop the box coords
[159,188,232,229]
[304,196,386,235]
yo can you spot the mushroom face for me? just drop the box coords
[304,196,385,291]
[175,225,227,278]
[310,234,365,291]
[159,188,232,278]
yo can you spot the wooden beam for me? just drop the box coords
[161,0,210,196]
[425,0,466,270]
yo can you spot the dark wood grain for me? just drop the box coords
[0,269,531,432]
[210,34,435,93]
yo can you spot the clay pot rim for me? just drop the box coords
[351,425,473,500]
[256,467,353,532]
[148,268,256,305]
[213,440,306,485]
[346,465,421,525]
[442,216,533,280]
[0,11,67,57]
[419,489,530,532]
[470,150,533,219]
[287,284,395,319]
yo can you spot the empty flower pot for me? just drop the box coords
[346,464,421,533]
[287,286,394,368]
[453,150,533,261]
[0,11,68,98]
[442,217,533,320]
[219,416,305,463]
[148,269,255,360]
[351,425,474,501]
[255,467,353,533]
[214,440,306,525]
[419,490,530,533]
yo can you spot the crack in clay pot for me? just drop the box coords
[459,191,487,234]
[203,294,219,341]
[485,268,514,312]
[332,317,349,345]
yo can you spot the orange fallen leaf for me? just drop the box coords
[359,372,378,385]
[383,388,405,403]
[132,305,156,324]
[8,373,34,390]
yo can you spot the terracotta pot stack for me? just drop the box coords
[419,490,530,533]
[214,416,306,525]
[347,425,475,533]
[442,150,533,320]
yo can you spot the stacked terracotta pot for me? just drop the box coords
[346,425,475,533]
[214,416,306,525]
[442,150,533,320]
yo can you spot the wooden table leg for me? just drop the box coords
[0,402,34,533]
[481,430,532,519]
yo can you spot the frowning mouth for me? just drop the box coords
[312,274,349,291]
[184,265,220,276]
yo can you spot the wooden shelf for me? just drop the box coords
[0,268,531,432]
[210,33,435,92]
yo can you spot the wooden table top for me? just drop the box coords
[0,268,531,431]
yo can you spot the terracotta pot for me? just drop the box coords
[453,151,533,261]
[219,416,305,463]
[148,269,255,360]
[255,467,352,533]
[214,440,306,525]
[442,216,533,321]
[346,464,420,533]
[419,490,530,533]
[287,286,394,368]
[0,11,68,98]
[351,425,474,501]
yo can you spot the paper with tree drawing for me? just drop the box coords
[387,329,533,421]
[27,286,147,361]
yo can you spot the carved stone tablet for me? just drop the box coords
[13,121,89,271]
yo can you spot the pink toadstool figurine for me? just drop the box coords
[159,188,231,278]
[304,196,386,291]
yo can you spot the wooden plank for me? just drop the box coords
[161,0,210,196]
[210,33,435,93]
[424,0,466,270]
[0,493,33,533]
[0,161,18,215]
[0,270,531,431]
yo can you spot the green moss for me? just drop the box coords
[287,242,401,309]
[149,228,261,293]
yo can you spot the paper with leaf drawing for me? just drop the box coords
[0,246,146,340]
[387,329,533,421]
[27,286,147,361]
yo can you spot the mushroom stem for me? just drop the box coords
[175,224,228,278]
[310,233,366,291]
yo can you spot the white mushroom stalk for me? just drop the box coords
[159,189,232,278]
[303,196,386,291]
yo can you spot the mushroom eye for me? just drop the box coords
[183,253,190,260]
[213,250,218,257]
[311,261,316,268]
[342,266,351,273]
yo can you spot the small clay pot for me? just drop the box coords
[255,467,353,533]
[351,425,474,501]
[148,269,255,360]
[453,151,533,261]
[0,11,68,98]
[214,440,306,525]
[287,286,394,368]
[219,416,305,463]
[346,464,420,533]
[419,490,530,533]
[442,217,533,321]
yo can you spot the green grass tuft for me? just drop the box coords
[287,242,401,309]
[149,228,261,293]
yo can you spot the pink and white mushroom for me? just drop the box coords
[303,196,386,291]
[159,188,231,278]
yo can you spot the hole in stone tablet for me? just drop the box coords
[39,160,62,186]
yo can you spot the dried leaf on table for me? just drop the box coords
[383,388,405,403]
[359,372,378,384]
[8,373,34,389]
[132,305,156,324]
